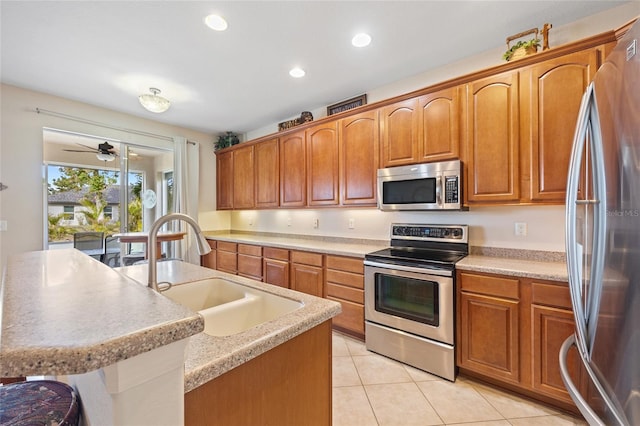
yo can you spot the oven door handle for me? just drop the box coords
[364,260,453,277]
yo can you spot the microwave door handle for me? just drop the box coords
[436,176,442,206]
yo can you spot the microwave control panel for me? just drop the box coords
[444,176,459,204]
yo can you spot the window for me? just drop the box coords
[63,205,74,220]
[163,171,174,215]
[104,205,113,220]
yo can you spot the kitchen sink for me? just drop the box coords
[162,278,303,336]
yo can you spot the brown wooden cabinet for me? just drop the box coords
[290,250,323,297]
[339,110,379,206]
[232,145,255,209]
[216,151,234,210]
[380,98,420,167]
[201,240,217,269]
[418,86,461,162]
[325,255,365,339]
[255,138,280,208]
[306,122,339,206]
[465,70,521,203]
[457,270,584,413]
[521,49,601,203]
[216,241,238,274]
[280,131,306,207]
[457,272,521,384]
[237,244,262,281]
[263,247,290,288]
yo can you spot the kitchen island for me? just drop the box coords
[1,249,341,425]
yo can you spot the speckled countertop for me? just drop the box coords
[118,260,342,393]
[203,231,387,258]
[0,249,204,377]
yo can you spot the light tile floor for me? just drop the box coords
[332,332,587,426]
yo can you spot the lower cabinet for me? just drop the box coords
[237,244,262,281]
[457,270,583,413]
[263,247,290,288]
[290,251,324,297]
[216,241,237,274]
[201,240,217,269]
[325,255,365,339]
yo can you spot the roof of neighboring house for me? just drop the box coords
[48,185,131,205]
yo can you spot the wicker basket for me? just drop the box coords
[504,28,539,62]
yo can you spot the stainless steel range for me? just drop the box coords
[364,223,468,381]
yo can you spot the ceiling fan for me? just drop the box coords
[63,142,118,162]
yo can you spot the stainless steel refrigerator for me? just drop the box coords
[561,19,640,425]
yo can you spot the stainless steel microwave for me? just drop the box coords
[377,160,464,211]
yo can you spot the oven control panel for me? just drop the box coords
[391,224,468,243]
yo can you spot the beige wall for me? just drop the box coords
[0,84,225,270]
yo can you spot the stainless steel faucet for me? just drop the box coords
[147,213,212,291]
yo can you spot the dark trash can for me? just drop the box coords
[0,380,80,426]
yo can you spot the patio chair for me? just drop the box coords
[102,235,121,267]
[73,231,104,260]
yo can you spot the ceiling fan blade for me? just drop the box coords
[75,143,99,152]
[63,149,96,153]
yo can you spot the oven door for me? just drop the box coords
[364,260,454,345]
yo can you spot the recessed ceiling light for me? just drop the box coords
[204,14,228,31]
[352,33,372,48]
[289,67,306,78]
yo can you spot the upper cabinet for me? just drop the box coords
[380,98,419,167]
[418,86,461,162]
[280,130,307,207]
[255,138,280,208]
[340,110,379,206]
[216,150,234,210]
[465,70,521,203]
[306,122,340,206]
[232,145,255,209]
[521,49,601,203]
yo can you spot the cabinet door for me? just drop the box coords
[531,304,583,404]
[458,292,520,384]
[280,131,306,207]
[525,49,599,202]
[291,263,323,297]
[418,86,460,162]
[216,151,234,210]
[201,240,217,269]
[380,98,419,167]
[217,250,237,274]
[233,145,255,209]
[255,138,280,208]
[466,71,520,203]
[263,258,289,288]
[340,110,379,206]
[307,122,339,206]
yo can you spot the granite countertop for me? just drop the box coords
[0,249,204,377]
[457,255,569,282]
[203,231,387,258]
[118,261,342,393]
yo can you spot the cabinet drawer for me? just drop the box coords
[326,269,363,289]
[238,244,262,256]
[206,239,217,250]
[459,272,519,299]
[263,247,289,261]
[217,241,237,252]
[291,250,323,267]
[326,255,363,274]
[238,254,262,278]
[217,250,237,273]
[327,297,364,335]
[531,281,571,310]
[326,283,364,304]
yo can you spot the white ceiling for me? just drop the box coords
[1,1,629,136]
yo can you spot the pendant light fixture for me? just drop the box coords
[138,87,171,113]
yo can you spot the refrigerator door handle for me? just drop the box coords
[566,83,594,358]
[559,335,606,426]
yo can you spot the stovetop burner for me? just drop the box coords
[365,224,469,270]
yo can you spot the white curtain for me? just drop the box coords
[173,136,200,264]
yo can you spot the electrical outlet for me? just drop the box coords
[514,222,528,236]
[348,218,355,229]
[313,218,319,228]
[287,217,292,227]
